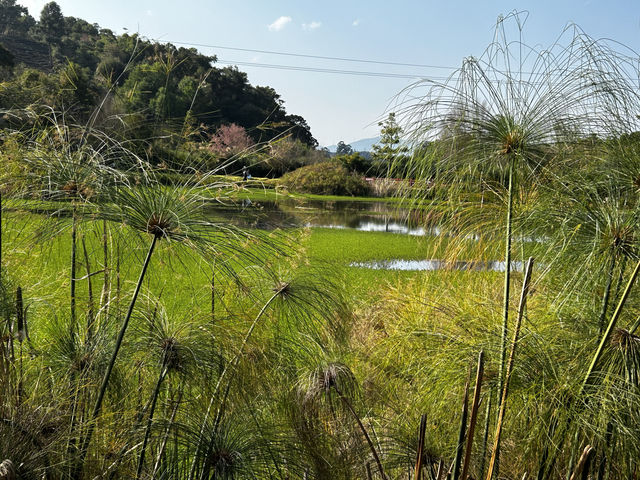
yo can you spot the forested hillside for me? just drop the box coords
[0,0,317,173]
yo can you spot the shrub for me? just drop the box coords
[265,137,310,176]
[279,161,371,196]
[336,152,372,175]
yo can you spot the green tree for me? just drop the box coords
[371,112,408,176]
[283,113,317,148]
[39,1,65,43]
[337,152,369,174]
[0,0,35,36]
[336,141,353,155]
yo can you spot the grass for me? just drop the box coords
[307,227,435,300]
[4,207,434,316]
[213,185,413,205]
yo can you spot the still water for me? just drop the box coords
[205,196,425,233]
[207,196,511,272]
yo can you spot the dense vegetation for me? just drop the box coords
[0,0,321,175]
[4,9,640,480]
[280,161,371,196]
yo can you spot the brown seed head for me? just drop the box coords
[500,129,525,156]
[146,214,172,238]
[273,281,291,299]
[610,328,640,352]
[161,337,181,371]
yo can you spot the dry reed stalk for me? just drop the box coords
[366,462,373,480]
[568,446,595,480]
[414,413,427,480]
[461,351,485,480]
[452,371,471,480]
[435,459,444,480]
[15,286,23,404]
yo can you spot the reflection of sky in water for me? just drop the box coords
[350,260,524,272]
[206,198,542,242]
[309,222,437,236]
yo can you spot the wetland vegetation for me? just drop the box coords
[3,6,640,480]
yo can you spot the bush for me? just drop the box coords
[335,152,372,175]
[279,161,371,196]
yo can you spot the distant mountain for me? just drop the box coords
[326,136,381,153]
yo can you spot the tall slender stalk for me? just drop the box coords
[582,258,640,392]
[16,286,23,405]
[335,385,387,480]
[493,154,516,478]
[188,287,285,480]
[136,358,169,479]
[211,261,215,323]
[82,236,94,339]
[152,386,183,479]
[598,257,616,336]
[70,204,78,333]
[100,219,110,312]
[452,373,470,480]
[461,351,485,480]
[72,235,158,480]
[116,234,121,312]
[486,257,534,480]
[479,390,493,480]
[498,155,516,399]
[414,414,427,480]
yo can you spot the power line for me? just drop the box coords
[163,39,458,71]
[216,59,437,80]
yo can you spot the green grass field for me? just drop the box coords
[3,203,439,326]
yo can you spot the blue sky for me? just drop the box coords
[19,0,640,147]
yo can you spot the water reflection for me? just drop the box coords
[350,259,524,272]
[205,196,427,234]
[309,221,435,236]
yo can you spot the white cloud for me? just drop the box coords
[352,18,361,27]
[268,16,292,32]
[302,21,322,31]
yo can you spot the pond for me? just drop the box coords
[206,195,515,272]
[205,196,429,234]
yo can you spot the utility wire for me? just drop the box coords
[165,39,457,70]
[215,59,437,80]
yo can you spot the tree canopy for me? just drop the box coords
[0,1,317,150]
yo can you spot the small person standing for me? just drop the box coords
[242,166,248,181]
